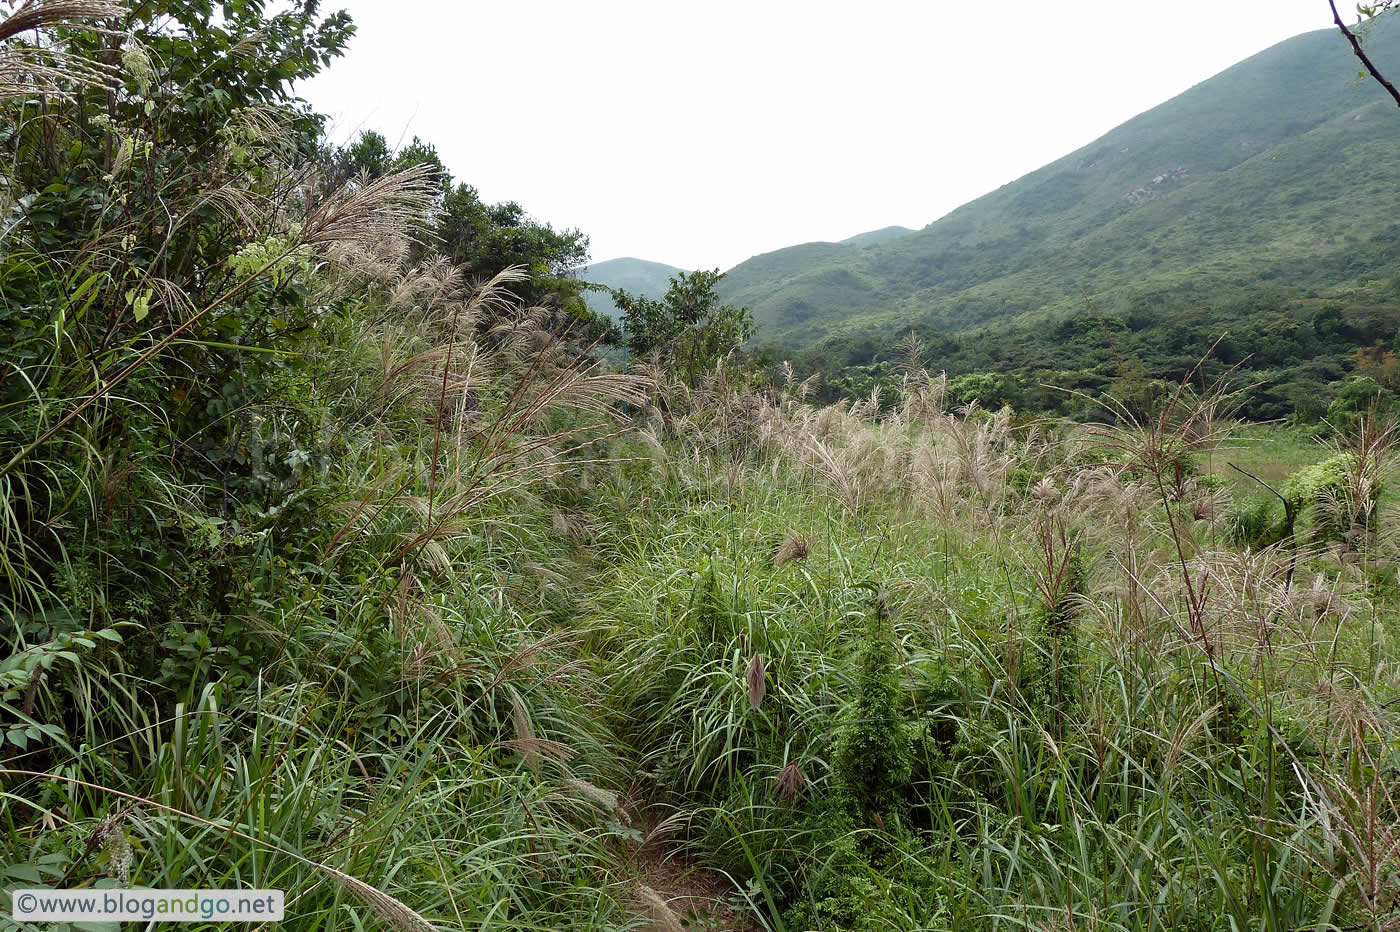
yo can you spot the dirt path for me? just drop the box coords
[624,816,758,931]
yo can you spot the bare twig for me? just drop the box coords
[1227,461,1299,589]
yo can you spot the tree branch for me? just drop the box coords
[1227,461,1299,590]
[1330,0,1400,107]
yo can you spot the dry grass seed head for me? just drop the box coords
[775,761,806,805]
[636,884,685,932]
[301,164,439,249]
[746,653,766,710]
[0,2,126,99]
[563,777,620,813]
[1,1,125,41]
[319,864,437,932]
[774,532,809,566]
[1302,768,1400,923]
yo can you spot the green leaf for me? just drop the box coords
[5,864,42,882]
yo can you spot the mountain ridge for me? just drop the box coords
[710,19,1400,353]
[577,256,687,320]
[840,225,916,246]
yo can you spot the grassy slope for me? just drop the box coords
[580,386,1400,930]
[717,20,1400,348]
[10,284,1400,928]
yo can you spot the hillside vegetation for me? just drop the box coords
[839,226,915,247]
[5,5,1400,932]
[579,257,688,321]
[714,19,1400,418]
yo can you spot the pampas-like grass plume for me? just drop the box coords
[301,164,440,248]
[318,862,438,932]
[0,1,124,41]
[0,1,126,99]
[563,777,620,813]
[747,653,767,710]
[636,884,685,932]
[775,761,806,805]
[774,532,809,566]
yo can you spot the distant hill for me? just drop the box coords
[715,18,1400,373]
[840,226,915,246]
[576,257,686,320]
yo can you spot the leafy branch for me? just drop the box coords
[1330,0,1400,106]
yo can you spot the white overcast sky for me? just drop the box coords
[300,1,1343,271]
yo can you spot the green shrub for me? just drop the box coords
[1226,495,1290,549]
[832,605,913,826]
[1326,375,1396,432]
[1282,452,1371,542]
[1022,540,1083,736]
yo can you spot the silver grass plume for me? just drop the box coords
[774,532,809,566]
[562,777,620,812]
[301,164,440,248]
[0,1,126,100]
[636,884,684,932]
[316,863,437,932]
[746,653,766,710]
[0,1,123,42]
[775,761,806,805]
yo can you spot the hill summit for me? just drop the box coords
[577,257,688,320]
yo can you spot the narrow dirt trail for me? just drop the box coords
[624,816,758,931]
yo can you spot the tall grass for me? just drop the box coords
[8,269,1399,928]
[571,364,1400,931]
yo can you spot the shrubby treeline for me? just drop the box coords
[776,281,1400,423]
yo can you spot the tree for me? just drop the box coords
[947,371,1019,410]
[436,183,589,286]
[0,0,361,552]
[334,128,393,179]
[1327,375,1397,429]
[612,269,755,384]
[2,0,357,433]
[328,130,593,315]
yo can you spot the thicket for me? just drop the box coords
[781,295,1400,424]
[1,3,646,926]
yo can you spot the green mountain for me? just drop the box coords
[716,20,1400,372]
[577,257,686,320]
[840,225,915,246]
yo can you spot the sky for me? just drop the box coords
[300,1,1344,272]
